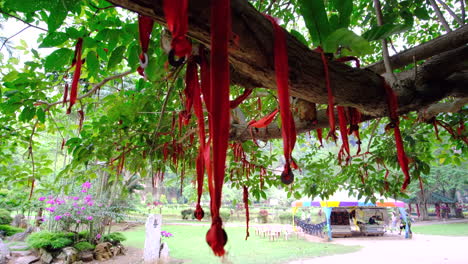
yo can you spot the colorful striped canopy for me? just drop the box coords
[291,190,405,208]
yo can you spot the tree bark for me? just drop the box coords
[106,0,468,141]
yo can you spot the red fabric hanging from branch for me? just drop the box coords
[243,185,250,240]
[315,47,335,140]
[337,106,350,163]
[248,109,279,128]
[264,15,297,185]
[230,88,253,109]
[137,15,154,77]
[383,81,411,191]
[205,0,231,257]
[163,0,192,57]
[67,38,83,114]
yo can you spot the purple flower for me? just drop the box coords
[64,212,72,217]
[45,207,56,213]
[81,207,86,211]
[72,196,79,200]
[54,215,62,221]
[86,216,93,221]
[76,220,81,223]
[96,234,101,239]
[81,189,88,193]
[76,211,81,215]
[85,195,92,201]
[82,181,91,189]
[46,200,55,205]
[38,197,46,201]
[161,231,173,238]
[73,202,78,207]
[87,201,94,206]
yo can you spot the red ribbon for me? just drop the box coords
[163,0,192,57]
[265,15,297,184]
[248,109,279,128]
[347,107,362,155]
[243,185,250,240]
[337,106,350,162]
[63,83,69,106]
[383,81,410,191]
[335,56,360,68]
[316,47,336,140]
[137,15,154,77]
[67,38,83,114]
[230,88,253,109]
[316,128,323,147]
[205,0,231,256]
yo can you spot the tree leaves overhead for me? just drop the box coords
[324,28,372,56]
[297,0,331,46]
[44,48,74,72]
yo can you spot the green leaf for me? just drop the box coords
[331,0,353,29]
[414,7,430,20]
[362,24,410,41]
[47,8,68,32]
[19,107,36,122]
[127,44,140,70]
[297,0,331,46]
[323,28,372,56]
[107,46,126,70]
[44,48,74,72]
[86,51,100,76]
[36,108,46,123]
[39,32,69,48]
[4,0,47,12]
[66,28,82,38]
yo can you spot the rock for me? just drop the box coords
[56,247,78,264]
[10,255,40,264]
[143,214,162,264]
[39,248,53,264]
[109,244,125,257]
[11,215,25,228]
[8,242,29,251]
[77,251,93,262]
[9,227,34,242]
[93,243,112,261]
[71,261,83,264]
[0,238,11,264]
[11,250,33,257]
[159,242,170,263]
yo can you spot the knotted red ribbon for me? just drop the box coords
[67,38,83,114]
[243,185,250,240]
[337,106,350,163]
[137,15,154,77]
[265,15,297,185]
[383,81,410,191]
[163,0,192,57]
[205,0,231,256]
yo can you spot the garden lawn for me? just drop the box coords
[123,225,360,264]
[412,222,468,236]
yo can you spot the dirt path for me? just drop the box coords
[288,232,468,264]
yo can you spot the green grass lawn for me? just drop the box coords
[412,222,468,236]
[122,225,360,264]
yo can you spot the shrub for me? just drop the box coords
[181,209,194,220]
[258,210,268,223]
[74,241,95,252]
[78,230,90,239]
[279,213,293,224]
[220,210,231,222]
[0,225,24,236]
[102,232,126,244]
[26,231,74,250]
[0,209,12,225]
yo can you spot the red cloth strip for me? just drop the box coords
[248,109,279,128]
[383,81,410,191]
[243,185,250,240]
[230,88,253,109]
[62,83,69,106]
[163,0,192,57]
[205,0,231,257]
[337,106,350,158]
[67,38,83,114]
[316,128,323,147]
[265,15,297,184]
[316,47,335,140]
[137,15,154,77]
[335,56,360,68]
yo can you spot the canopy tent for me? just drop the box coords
[291,191,409,239]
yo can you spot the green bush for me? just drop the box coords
[26,231,74,250]
[181,209,194,220]
[103,232,126,244]
[220,210,231,222]
[0,209,12,225]
[0,225,24,236]
[74,241,95,252]
[279,213,293,224]
[78,230,89,239]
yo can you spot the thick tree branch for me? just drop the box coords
[367,25,468,74]
[418,97,468,121]
[106,0,468,141]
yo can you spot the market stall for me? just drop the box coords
[291,191,408,240]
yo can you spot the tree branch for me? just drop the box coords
[372,0,396,83]
[36,70,134,110]
[418,97,468,121]
[0,10,48,32]
[436,0,464,25]
[0,26,30,52]
[366,25,468,74]
[428,0,452,32]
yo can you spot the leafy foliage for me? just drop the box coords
[26,231,74,250]
[0,209,12,225]
[73,241,96,251]
[102,232,126,245]
[0,225,24,236]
